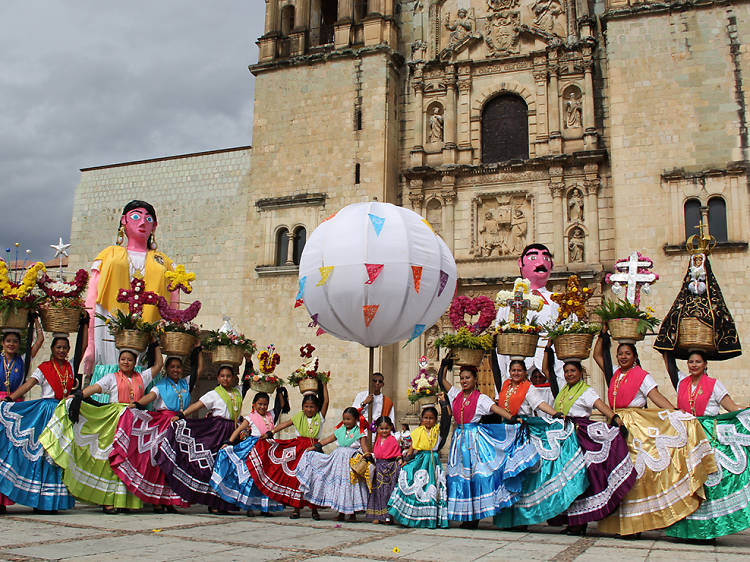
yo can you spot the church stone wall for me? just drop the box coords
[605,4,750,403]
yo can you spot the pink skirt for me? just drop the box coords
[109,409,189,506]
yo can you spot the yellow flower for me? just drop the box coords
[562,312,569,318]
[165,264,196,293]
[393,547,400,553]
[571,287,578,292]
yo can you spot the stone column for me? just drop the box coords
[457,65,472,149]
[335,0,353,48]
[548,62,562,154]
[584,164,601,264]
[285,231,295,265]
[565,0,577,41]
[443,66,457,163]
[440,183,457,253]
[294,0,310,29]
[408,179,425,215]
[265,0,279,34]
[410,67,425,167]
[549,167,565,263]
[532,66,549,144]
[582,56,598,149]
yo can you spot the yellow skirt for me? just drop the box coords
[598,408,717,535]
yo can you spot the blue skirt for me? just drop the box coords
[0,399,75,510]
[388,450,448,528]
[210,436,284,512]
[494,417,588,527]
[447,422,539,521]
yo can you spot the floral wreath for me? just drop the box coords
[37,269,88,299]
[448,295,496,335]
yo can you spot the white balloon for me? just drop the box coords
[298,202,458,347]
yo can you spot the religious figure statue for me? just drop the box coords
[531,0,564,33]
[568,188,584,222]
[425,326,439,362]
[427,107,444,143]
[510,207,528,253]
[568,228,585,263]
[445,9,473,47]
[687,254,707,295]
[479,210,503,256]
[565,90,583,128]
[82,200,176,396]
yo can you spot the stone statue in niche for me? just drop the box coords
[427,107,444,143]
[411,40,428,61]
[477,196,530,257]
[568,227,585,263]
[564,89,583,128]
[568,188,584,222]
[484,10,521,56]
[425,326,439,362]
[531,0,565,34]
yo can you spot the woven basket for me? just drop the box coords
[609,318,644,343]
[298,377,319,394]
[554,333,595,361]
[114,329,150,353]
[212,345,244,367]
[678,317,715,351]
[451,347,485,368]
[496,333,539,358]
[161,331,196,357]
[250,379,279,394]
[0,307,30,332]
[416,395,438,408]
[39,307,83,334]
[351,456,369,478]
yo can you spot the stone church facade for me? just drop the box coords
[70,0,750,420]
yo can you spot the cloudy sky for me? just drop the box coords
[0,1,265,261]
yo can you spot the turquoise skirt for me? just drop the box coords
[388,450,448,528]
[494,417,588,527]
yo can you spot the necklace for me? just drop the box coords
[2,352,14,393]
[168,378,186,410]
[611,369,630,411]
[458,389,474,424]
[503,382,519,410]
[688,375,704,415]
[128,253,145,279]
[52,359,72,397]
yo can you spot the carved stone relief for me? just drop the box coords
[440,8,482,60]
[424,325,439,362]
[474,193,531,257]
[531,0,565,34]
[485,8,521,57]
[568,226,585,263]
[567,187,584,223]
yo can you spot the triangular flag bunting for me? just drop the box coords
[402,323,427,347]
[438,270,449,297]
[296,276,307,300]
[411,265,423,293]
[363,304,379,327]
[368,213,385,236]
[308,313,318,328]
[316,327,326,336]
[422,219,434,232]
[317,266,334,286]
[322,212,337,222]
[364,263,384,285]
[294,298,304,308]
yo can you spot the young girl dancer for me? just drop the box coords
[246,382,329,519]
[366,415,402,524]
[296,406,370,521]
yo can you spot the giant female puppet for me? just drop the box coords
[81,200,175,398]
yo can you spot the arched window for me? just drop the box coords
[708,197,728,242]
[281,5,295,36]
[683,198,701,242]
[275,228,289,266]
[293,227,307,265]
[481,94,529,163]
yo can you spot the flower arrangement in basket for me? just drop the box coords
[407,368,438,405]
[157,265,202,357]
[434,295,495,368]
[37,268,89,334]
[203,318,256,368]
[287,344,330,395]
[96,278,160,353]
[494,278,544,359]
[249,344,282,393]
[545,276,600,361]
[594,298,660,344]
[0,253,46,332]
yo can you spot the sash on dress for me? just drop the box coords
[452,390,480,424]
[248,411,274,434]
[497,380,531,416]
[677,374,717,416]
[153,377,189,412]
[374,435,401,459]
[115,372,145,403]
[38,360,75,399]
[608,365,648,410]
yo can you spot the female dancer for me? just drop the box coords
[246,382,329,520]
[440,357,539,529]
[366,415,402,524]
[0,335,75,512]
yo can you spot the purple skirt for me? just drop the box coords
[367,457,400,520]
[566,417,636,526]
[157,416,236,510]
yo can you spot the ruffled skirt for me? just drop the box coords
[388,450,448,528]
[110,409,189,506]
[210,435,283,512]
[296,446,368,514]
[0,398,74,510]
[39,400,142,509]
[246,436,316,508]
[156,416,235,509]
[598,408,716,535]
[367,457,400,520]
[666,408,750,539]
[494,417,588,527]
[446,422,539,521]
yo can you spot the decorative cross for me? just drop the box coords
[117,278,159,316]
[606,251,658,306]
[504,279,544,324]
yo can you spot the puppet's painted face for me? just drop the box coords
[518,248,553,290]
[121,207,155,241]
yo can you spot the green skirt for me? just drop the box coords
[387,450,448,529]
[666,408,750,539]
[39,399,142,509]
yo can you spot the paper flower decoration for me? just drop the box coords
[117,278,159,315]
[448,295,496,335]
[605,251,658,306]
[300,343,315,358]
[496,278,544,324]
[157,296,201,323]
[165,264,196,294]
[0,261,45,300]
[258,345,281,374]
[550,275,592,321]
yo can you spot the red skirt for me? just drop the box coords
[109,409,189,506]
[246,437,315,508]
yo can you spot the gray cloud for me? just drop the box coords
[0,0,264,261]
